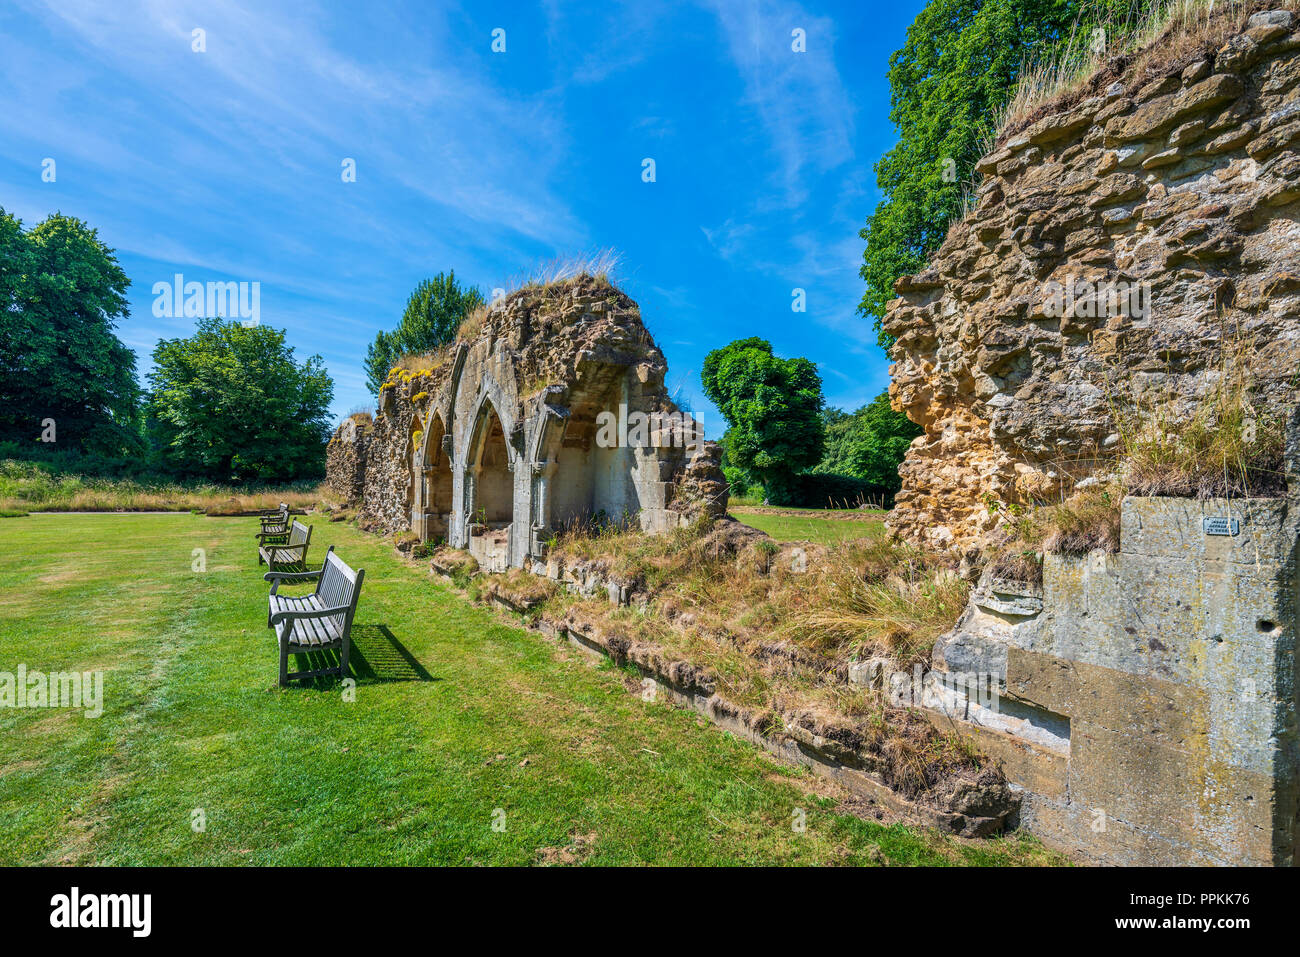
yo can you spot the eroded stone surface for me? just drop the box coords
[884,14,1300,551]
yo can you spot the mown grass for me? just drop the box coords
[0,513,1059,865]
[731,509,887,544]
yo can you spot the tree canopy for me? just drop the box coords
[0,209,142,453]
[364,272,485,394]
[814,390,922,494]
[701,337,825,505]
[859,0,1148,347]
[146,318,334,481]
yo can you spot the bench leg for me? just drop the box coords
[340,635,351,681]
[278,632,290,688]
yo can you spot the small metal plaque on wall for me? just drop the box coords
[1203,517,1240,536]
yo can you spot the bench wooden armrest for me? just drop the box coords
[269,605,351,627]
[265,569,322,591]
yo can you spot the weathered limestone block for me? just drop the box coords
[884,10,1300,551]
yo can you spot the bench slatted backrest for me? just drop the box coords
[316,550,361,635]
[287,520,311,547]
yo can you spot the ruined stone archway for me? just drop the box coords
[465,398,513,571]
[418,412,453,542]
[405,412,424,519]
[541,365,638,532]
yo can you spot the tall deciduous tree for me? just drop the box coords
[859,0,1149,346]
[0,209,142,453]
[702,338,824,505]
[364,271,485,395]
[146,318,334,481]
[814,390,922,494]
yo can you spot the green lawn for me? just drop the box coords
[731,508,887,544]
[0,513,1053,865]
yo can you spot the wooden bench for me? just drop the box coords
[259,504,290,538]
[264,547,364,687]
[258,519,313,570]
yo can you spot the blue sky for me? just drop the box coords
[0,0,926,439]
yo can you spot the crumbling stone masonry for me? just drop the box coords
[884,7,1300,551]
[326,278,727,571]
[879,8,1300,865]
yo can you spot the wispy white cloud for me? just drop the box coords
[702,0,856,207]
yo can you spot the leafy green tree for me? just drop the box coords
[814,390,922,493]
[702,338,824,505]
[365,272,485,394]
[0,209,142,453]
[860,0,1149,346]
[146,318,334,481]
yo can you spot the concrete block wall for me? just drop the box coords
[930,496,1300,865]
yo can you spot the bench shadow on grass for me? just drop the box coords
[290,624,436,690]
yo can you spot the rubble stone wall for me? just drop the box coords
[884,8,1300,550]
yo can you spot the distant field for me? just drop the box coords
[730,506,887,544]
[0,459,329,516]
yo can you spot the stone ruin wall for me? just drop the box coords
[881,9,1300,865]
[884,7,1300,552]
[326,280,727,571]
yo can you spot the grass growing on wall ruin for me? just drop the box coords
[510,518,982,800]
[0,513,1061,865]
[997,0,1292,136]
[985,321,1290,575]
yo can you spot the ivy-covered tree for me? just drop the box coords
[860,0,1150,346]
[701,338,824,505]
[364,271,485,395]
[146,318,334,481]
[814,390,922,494]
[0,209,142,453]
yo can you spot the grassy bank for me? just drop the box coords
[0,513,1056,865]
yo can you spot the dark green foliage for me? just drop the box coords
[859,0,1150,346]
[702,338,824,506]
[364,272,485,395]
[814,390,922,495]
[784,472,886,509]
[0,209,142,454]
[723,466,750,498]
[146,318,334,481]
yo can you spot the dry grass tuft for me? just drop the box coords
[455,249,626,347]
[1117,361,1287,499]
[786,539,969,664]
[1037,484,1124,555]
[997,0,1282,136]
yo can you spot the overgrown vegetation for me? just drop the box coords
[0,459,335,516]
[463,517,980,802]
[987,331,1287,571]
[999,0,1291,133]
[1115,349,1287,498]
